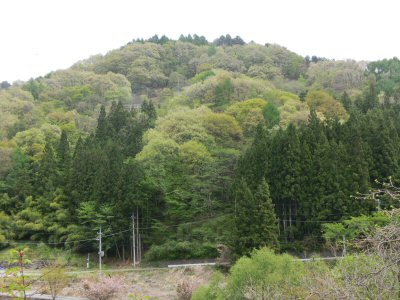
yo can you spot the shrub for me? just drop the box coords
[82,275,125,300]
[191,272,225,300]
[43,266,69,300]
[193,248,307,299]
[176,280,194,300]
[225,248,306,299]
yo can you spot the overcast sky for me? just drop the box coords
[1,0,399,82]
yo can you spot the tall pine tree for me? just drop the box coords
[234,178,278,255]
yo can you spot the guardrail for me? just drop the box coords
[167,262,216,268]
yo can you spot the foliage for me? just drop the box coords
[263,102,280,128]
[137,106,240,241]
[302,254,398,299]
[306,60,365,96]
[213,34,245,47]
[178,71,273,109]
[43,265,69,300]
[40,70,132,112]
[335,254,397,299]
[195,239,399,299]
[191,272,225,300]
[2,35,400,263]
[323,211,391,253]
[366,57,400,100]
[23,78,43,100]
[178,34,209,46]
[305,90,348,120]
[234,179,278,256]
[0,248,31,300]
[263,89,310,126]
[235,107,400,240]
[226,98,267,136]
[0,212,13,244]
[191,70,216,83]
[225,248,305,299]
[144,241,218,261]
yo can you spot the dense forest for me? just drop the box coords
[1,34,400,260]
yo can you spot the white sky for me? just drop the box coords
[1,0,399,82]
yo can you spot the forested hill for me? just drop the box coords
[1,34,400,259]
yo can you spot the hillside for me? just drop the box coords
[1,34,400,261]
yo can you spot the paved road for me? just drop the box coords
[24,266,170,277]
[0,292,88,300]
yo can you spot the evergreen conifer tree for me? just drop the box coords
[341,91,352,111]
[141,99,157,128]
[56,130,70,185]
[36,141,57,196]
[234,178,278,255]
[95,105,108,141]
[5,149,32,207]
[235,124,269,189]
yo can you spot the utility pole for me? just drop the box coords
[87,253,90,269]
[342,235,347,257]
[138,232,141,263]
[136,206,140,264]
[98,227,103,273]
[133,212,136,266]
[277,218,280,236]
[372,193,381,211]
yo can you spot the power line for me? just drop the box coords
[0,227,135,246]
[0,214,347,248]
[102,229,130,238]
[0,237,96,245]
[136,214,233,231]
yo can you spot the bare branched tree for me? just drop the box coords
[355,177,400,209]
[357,213,400,298]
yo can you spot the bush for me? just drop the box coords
[192,272,225,300]
[176,280,194,300]
[225,248,306,299]
[335,254,398,299]
[43,266,69,300]
[194,247,306,299]
[82,275,125,300]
